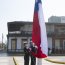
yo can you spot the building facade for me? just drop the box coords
[48,16,65,23]
[7,21,32,53]
[7,20,65,54]
[46,23,65,54]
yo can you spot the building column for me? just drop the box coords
[27,37,32,47]
[52,37,55,54]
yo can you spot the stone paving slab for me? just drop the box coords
[0,57,14,65]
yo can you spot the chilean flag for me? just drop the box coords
[32,0,48,58]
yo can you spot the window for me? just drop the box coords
[55,39,60,49]
[63,40,65,50]
[11,39,16,50]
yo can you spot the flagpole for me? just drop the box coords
[37,58,42,65]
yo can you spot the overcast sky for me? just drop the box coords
[0,0,65,43]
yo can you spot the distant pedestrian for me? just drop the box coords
[48,48,52,55]
[24,43,29,65]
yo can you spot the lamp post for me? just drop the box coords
[2,33,3,49]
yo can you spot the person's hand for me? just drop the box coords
[35,46,38,49]
[29,48,31,51]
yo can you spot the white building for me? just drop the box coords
[7,20,65,54]
[7,21,32,53]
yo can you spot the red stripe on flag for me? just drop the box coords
[32,12,41,47]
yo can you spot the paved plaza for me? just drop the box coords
[14,56,65,65]
[0,57,14,65]
[0,55,65,65]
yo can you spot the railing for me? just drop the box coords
[47,31,65,36]
[21,31,32,34]
[7,49,24,53]
[21,31,32,36]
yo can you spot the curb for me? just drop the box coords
[13,57,19,65]
[45,58,65,64]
